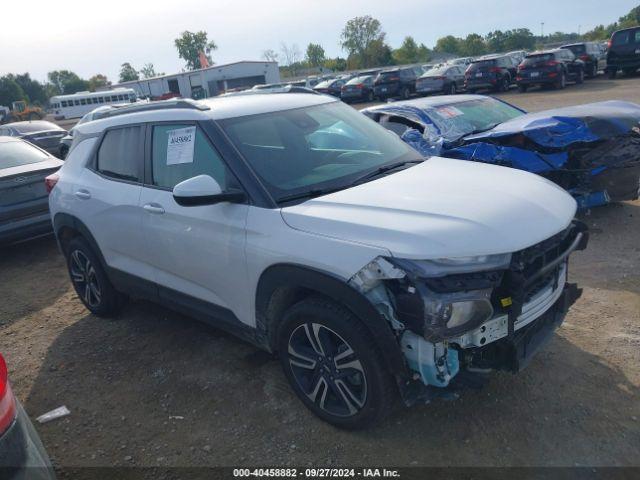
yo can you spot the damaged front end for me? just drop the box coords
[446,101,640,209]
[349,221,589,405]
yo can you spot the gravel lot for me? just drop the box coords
[4,75,640,475]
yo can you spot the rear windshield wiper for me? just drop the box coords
[351,159,424,186]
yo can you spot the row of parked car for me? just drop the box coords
[288,27,639,103]
[315,43,607,102]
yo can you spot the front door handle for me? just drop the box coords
[74,189,91,200]
[143,203,165,214]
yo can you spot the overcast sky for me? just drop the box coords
[1,0,635,82]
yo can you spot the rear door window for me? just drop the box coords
[96,126,142,182]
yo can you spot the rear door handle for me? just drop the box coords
[74,189,91,200]
[143,203,165,214]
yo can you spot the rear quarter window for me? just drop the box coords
[96,126,142,182]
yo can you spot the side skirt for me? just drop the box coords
[106,267,262,349]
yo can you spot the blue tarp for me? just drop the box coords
[364,98,640,209]
[464,101,640,148]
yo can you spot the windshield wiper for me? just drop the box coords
[350,159,424,186]
[277,186,346,204]
[468,122,500,136]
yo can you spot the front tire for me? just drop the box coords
[278,297,396,429]
[556,71,566,89]
[65,237,127,317]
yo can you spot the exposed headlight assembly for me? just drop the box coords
[387,254,511,340]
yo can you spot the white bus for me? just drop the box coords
[49,88,137,119]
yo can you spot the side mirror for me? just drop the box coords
[172,175,245,206]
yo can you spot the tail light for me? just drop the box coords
[45,173,59,194]
[546,60,560,67]
[356,84,364,89]
[0,354,17,435]
[517,64,525,71]
[388,76,400,82]
[489,67,502,73]
[579,54,590,61]
[607,39,612,49]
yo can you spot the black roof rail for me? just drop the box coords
[94,98,210,120]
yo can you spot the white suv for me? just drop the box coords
[48,95,588,429]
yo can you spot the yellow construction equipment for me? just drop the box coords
[0,101,45,124]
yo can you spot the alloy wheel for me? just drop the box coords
[288,322,367,417]
[69,250,102,308]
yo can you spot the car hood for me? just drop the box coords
[463,100,640,148]
[281,157,577,259]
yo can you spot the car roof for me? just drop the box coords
[363,94,492,111]
[75,93,338,135]
[5,120,63,132]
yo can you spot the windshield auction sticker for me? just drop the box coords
[166,126,196,165]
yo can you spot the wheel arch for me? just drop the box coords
[53,213,108,270]
[255,263,409,378]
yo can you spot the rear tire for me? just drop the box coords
[589,64,598,78]
[448,83,456,95]
[556,72,566,89]
[65,237,127,317]
[608,68,617,79]
[518,84,528,93]
[401,87,410,100]
[277,296,396,429]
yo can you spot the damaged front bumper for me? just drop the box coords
[350,221,589,405]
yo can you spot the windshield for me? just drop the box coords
[469,59,496,70]
[426,98,524,140]
[423,67,448,77]
[0,140,49,169]
[346,76,370,85]
[562,44,585,55]
[221,102,421,202]
[522,54,554,66]
[12,121,62,134]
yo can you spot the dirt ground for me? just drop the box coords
[3,75,640,474]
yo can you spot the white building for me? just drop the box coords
[114,61,280,99]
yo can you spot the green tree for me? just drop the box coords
[88,74,110,91]
[174,30,217,70]
[305,43,326,67]
[433,35,462,55]
[324,57,347,72]
[363,38,394,67]
[340,15,387,67]
[503,28,535,51]
[119,63,139,83]
[0,76,26,106]
[392,36,420,64]
[10,73,47,105]
[140,63,163,79]
[416,43,431,62]
[486,30,507,52]
[460,33,487,56]
[47,70,88,95]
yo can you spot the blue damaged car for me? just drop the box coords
[362,95,640,208]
